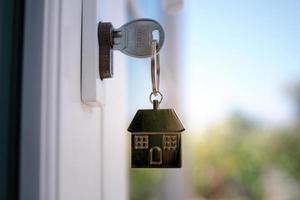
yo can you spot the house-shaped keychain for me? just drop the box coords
[128,100,185,168]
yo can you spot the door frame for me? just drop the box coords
[20,0,61,199]
[0,0,24,199]
[20,0,128,200]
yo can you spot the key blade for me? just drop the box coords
[113,18,165,58]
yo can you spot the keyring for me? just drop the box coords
[151,40,160,94]
[149,91,163,104]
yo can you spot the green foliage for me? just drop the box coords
[264,129,300,180]
[190,114,265,199]
[130,169,163,200]
[190,114,300,199]
[288,82,300,119]
[129,113,300,200]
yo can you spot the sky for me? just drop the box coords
[127,0,300,131]
[182,0,300,130]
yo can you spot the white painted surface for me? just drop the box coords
[99,0,128,199]
[21,0,128,200]
[58,0,102,199]
[81,0,105,106]
[59,0,128,199]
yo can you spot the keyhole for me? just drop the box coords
[152,30,159,42]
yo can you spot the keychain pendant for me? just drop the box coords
[128,100,185,168]
[127,40,185,168]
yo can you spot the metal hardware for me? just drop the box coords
[149,40,163,108]
[149,92,163,106]
[98,22,114,79]
[127,39,185,168]
[98,19,165,79]
[128,109,185,168]
[151,40,160,94]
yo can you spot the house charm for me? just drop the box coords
[128,101,185,168]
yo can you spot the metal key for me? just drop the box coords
[112,18,165,58]
[98,18,165,79]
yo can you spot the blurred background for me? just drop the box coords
[126,0,300,199]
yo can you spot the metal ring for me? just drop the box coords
[149,91,163,104]
[151,40,160,93]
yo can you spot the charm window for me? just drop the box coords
[163,135,177,150]
[134,135,149,149]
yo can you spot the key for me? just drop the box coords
[112,18,165,58]
[98,19,165,79]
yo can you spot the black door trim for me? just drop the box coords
[0,0,25,199]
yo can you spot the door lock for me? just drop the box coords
[98,19,165,79]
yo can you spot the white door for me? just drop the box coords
[20,0,128,200]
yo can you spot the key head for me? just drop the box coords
[114,18,165,58]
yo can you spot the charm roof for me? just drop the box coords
[128,109,185,132]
